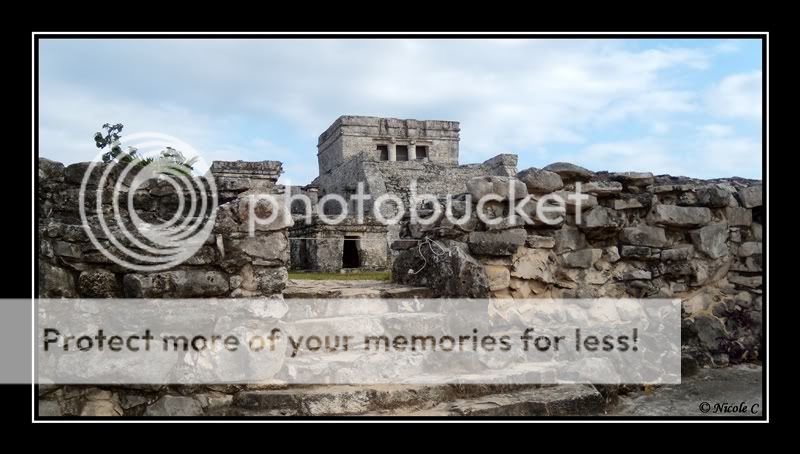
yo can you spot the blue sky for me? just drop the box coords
[39,38,763,184]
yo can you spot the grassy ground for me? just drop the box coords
[288,271,392,281]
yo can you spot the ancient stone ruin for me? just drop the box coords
[36,115,764,417]
[290,115,518,273]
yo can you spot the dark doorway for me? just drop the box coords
[377,145,388,161]
[342,236,361,268]
[396,145,409,161]
[416,146,428,160]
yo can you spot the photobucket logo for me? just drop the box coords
[244,179,589,232]
[78,132,218,272]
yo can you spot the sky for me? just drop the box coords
[38,38,763,184]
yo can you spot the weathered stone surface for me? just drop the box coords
[38,262,77,298]
[692,314,726,352]
[581,206,624,230]
[696,185,733,208]
[229,232,289,263]
[485,265,511,291]
[553,226,586,253]
[725,207,752,226]
[53,241,82,259]
[751,223,762,242]
[184,245,219,265]
[80,399,123,416]
[391,240,419,250]
[123,270,230,297]
[254,266,288,295]
[611,172,654,186]
[511,248,556,283]
[562,249,602,269]
[144,396,204,416]
[730,254,762,273]
[78,269,120,298]
[543,162,594,181]
[516,168,563,193]
[38,400,62,416]
[612,366,763,416]
[648,205,712,227]
[526,235,555,249]
[612,198,645,210]
[466,176,527,201]
[620,226,667,248]
[728,273,762,288]
[690,223,729,259]
[620,245,656,260]
[553,190,597,213]
[604,246,620,263]
[661,245,694,262]
[214,192,293,234]
[64,162,117,187]
[582,181,623,196]
[39,158,65,183]
[738,242,762,257]
[620,270,652,281]
[394,240,489,298]
[230,263,288,296]
[468,229,526,256]
[737,185,762,208]
[423,385,604,416]
[238,192,292,231]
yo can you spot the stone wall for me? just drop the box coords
[393,162,764,367]
[289,219,390,272]
[37,158,290,299]
[37,157,296,416]
[311,153,518,217]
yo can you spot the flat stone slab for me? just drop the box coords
[372,385,603,416]
[223,384,496,416]
[284,280,432,299]
[610,365,763,417]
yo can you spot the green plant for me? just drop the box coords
[93,123,198,173]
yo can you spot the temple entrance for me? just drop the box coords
[342,236,361,268]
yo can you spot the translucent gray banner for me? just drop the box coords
[35,298,681,385]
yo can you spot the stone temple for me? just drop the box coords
[289,115,519,273]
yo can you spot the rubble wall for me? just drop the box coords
[37,158,290,300]
[393,163,764,367]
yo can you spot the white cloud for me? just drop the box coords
[38,80,251,171]
[713,41,741,54]
[572,133,762,180]
[706,70,762,120]
[698,124,734,137]
[651,122,671,134]
[700,137,762,178]
[574,139,690,176]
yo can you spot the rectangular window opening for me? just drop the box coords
[377,145,389,161]
[396,145,409,161]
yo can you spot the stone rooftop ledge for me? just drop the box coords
[210,160,283,178]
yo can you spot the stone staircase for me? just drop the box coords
[284,279,434,299]
[214,278,610,417]
[208,383,604,417]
